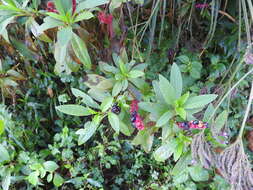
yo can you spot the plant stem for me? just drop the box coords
[238,80,253,139]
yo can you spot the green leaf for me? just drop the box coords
[108,112,120,133]
[0,144,10,163]
[213,110,228,134]
[203,103,214,122]
[175,107,186,120]
[177,92,190,106]
[172,152,192,176]
[54,0,66,15]
[27,171,39,186]
[75,11,94,22]
[76,0,109,13]
[119,121,133,136]
[43,161,59,173]
[53,173,64,187]
[153,140,177,162]
[132,129,154,153]
[177,55,190,63]
[170,63,182,98]
[100,97,113,112]
[71,33,91,69]
[184,95,218,109]
[128,70,144,78]
[112,81,122,97]
[47,173,53,183]
[56,104,93,116]
[2,171,11,190]
[46,12,67,22]
[190,61,202,79]
[156,111,173,127]
[0,120,4,135]
[173,142,183,161]
[158,75,176,105]
[71,88,99,109]
[188,165,209,182]
[76,121,98,145]
[57,27,72,46]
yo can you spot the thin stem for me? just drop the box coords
[238,80,253,139]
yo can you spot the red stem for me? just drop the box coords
[72,0,76,15]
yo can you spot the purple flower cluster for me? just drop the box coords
[195,3,209,9]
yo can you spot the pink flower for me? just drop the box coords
[46,2,58,13]
[195,3,209,9]
[98,11,114,39]
[134,114,145,130]
[130,100,139,113]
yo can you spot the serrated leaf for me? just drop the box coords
[170,63,182,98]
[100,97,113,112]
[56,104,93,116]
[43,161,59,172]
[184,95,217,109]
[108,112,119,133]
[156,111,173,127]
[159,75,176,105]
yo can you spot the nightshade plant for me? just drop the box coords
[56,60,218,165]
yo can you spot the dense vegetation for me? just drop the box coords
[0,0,253,189]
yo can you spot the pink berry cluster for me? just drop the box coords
[130,100,145,130]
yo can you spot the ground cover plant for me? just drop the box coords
[1,0,253,189]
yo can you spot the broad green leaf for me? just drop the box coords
[87,178,102,188]
[0,120,4,135]
[132,129,154,153]
[71,88,99,109]
[108,112,119,133]
[53,173,64,187]
[56,104,93,116]
[119,121,133,136]
[99,62,118,74]
[112,81,122,97]
[0,144,10,163]
[152,80,166,103]
[184,94,218,109]
[2,171,11,190]
[172,152,192,176]
[173,172,189,184]
[128,70,144,78]
[188,165,209,182]
[71,33,91,69]
[75,11,94,22]
[27,171,39,186]
[203,103,214,122]
[0,16,15,36]
[47,173,53,183]
[156,111,173,127]
[46,12,67,22]
[76,121,98,145]
[54,0,65,15]
[173,142,183,161]
[190,61,202,79]
[153,140,177,162]
[57,27,72,46]
[213,110,228,134]
[170,63,182,98]
[177,92,190,106]
[84,74,113,90]
[76,0,109,13]
[38,16,64,33]
[177,55,190,63]
[43,161,59,173]
[175,107,186,120]
[100,97,113,112]
[159,75,176,105]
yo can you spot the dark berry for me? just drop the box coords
[193,120,199,125]
[182,122,190,130]
[130,111,137,123]
[203,122,209,128]
[111,103,121,114]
